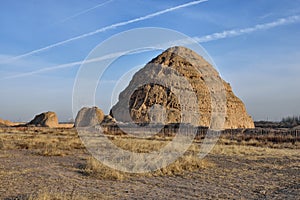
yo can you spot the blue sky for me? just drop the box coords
[0,0,300,122]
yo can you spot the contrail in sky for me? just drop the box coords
[2,15,300,80]
[194,15,300,43]
[2,52,124,80]
[58,0,114,24]
[3,0,208,63]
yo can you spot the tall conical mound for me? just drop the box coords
[111,46,254,129]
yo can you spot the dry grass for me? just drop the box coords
[84,140,211,180]
[28,191,68,200]
[84,154,211,180]
[1,127,299,199]
[0,127,84,156]
[109,136,170,153]
[153,153,211,176]
[0,126,299,181]
[217,136,300,149]
[218,132,300,148]
[84,156,126,180]
[211,141,300,159]
[28,190,88,200]
[0,127,211,180]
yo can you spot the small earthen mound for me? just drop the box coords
[74,107,104,127]
[27,111,59,128]
[0,118,14,127]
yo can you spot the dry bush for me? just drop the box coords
[85,154,210,180]
[153,153,212,176]
[84,156,126,180]
[28,190,87,200]
[84,140,211,180]
[36,143,66,156]
[28,191,67,200]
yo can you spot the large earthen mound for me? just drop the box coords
[111,46,254,129]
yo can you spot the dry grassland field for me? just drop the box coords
[0,126,299,200]
[1,0,300,199]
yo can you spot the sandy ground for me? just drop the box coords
[0,129,299,199]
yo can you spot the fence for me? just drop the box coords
[102,124,300,142]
